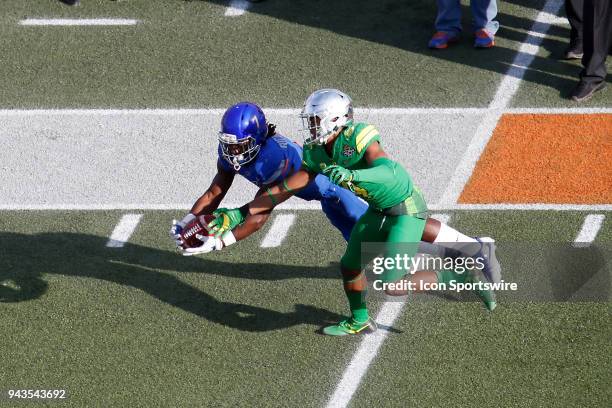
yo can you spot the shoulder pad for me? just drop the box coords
[353,123,380,153]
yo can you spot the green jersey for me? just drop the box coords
[302,122,427,213]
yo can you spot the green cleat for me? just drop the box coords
[322,317,378,336]
[467,268,497,311]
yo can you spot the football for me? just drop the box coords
[180,214,216,249]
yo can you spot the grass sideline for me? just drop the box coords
[0,0,610,405]
[1,0,609,108]
[1,210,610,407]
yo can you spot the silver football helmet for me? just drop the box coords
[299,89,354,145]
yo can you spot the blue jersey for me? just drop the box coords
[218,135,301,187]
[217,134,367,241]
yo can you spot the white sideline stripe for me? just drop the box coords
[224,0,250,17]
[260,214,295,248]
[539,12,569,25]
[2,203,612,211]
[19,18,139,26]
[451,204,612,211]
[573,214,605,247]
[325,301,406,408]
[430,213,451,224]
[438,0,565,207]
[327,213,449,407]
[0,107,610,116]
[505,108,612,114]
[550,16,570,26]
[0,203,322,211]
[106,214,143,248]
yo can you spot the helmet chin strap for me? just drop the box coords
[318,125,339,145]
[232,157,242,171]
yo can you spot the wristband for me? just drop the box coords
[180,213,196,226]
[265,188,278,206]
[221,231,237,247]
[282,179,294,193]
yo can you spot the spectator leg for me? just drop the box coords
[471,0,499,35]
[565,0,584,47]
[580,0,612,85]
[434,0,463,35]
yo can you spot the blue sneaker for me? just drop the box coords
[475,237,502,284]
[428,31,460,49]
[474,29,494,48]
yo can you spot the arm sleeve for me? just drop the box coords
[351,157,396,184]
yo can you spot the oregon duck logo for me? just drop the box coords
[342,145,355,157]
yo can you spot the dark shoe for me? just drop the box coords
[564,48,583,59]
[565,49,583,59]
[564,40,583,59]
[571,81,607,102]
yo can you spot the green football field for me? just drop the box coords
[1,211,610,407]
[0,0,610,108]
[0,0,611,407]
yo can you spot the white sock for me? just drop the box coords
[433,223,480,256]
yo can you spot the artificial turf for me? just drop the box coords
[0,210,609,406]
[4,0,605,108]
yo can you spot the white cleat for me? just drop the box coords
[475,237,502,284]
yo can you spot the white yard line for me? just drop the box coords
[539,12,569,26]
[450,203,612,211]
[0,107,610,116]
[325,301,406,408]
[2,203,611,211]
[106,213,143,248]
[505,108,612,114]
[326,2,569,407]
[260,214,296,248]
[19,18,139,26]
[224,0,250,17]
[0,203,322,211]
[326,214,450,408]
[573,214,605,247]
[438,0,565,207]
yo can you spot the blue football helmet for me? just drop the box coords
[218,102,268,170]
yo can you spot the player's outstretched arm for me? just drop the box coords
[190,162,235,215]
[169,163,234,248]
[230,188,273,241]
[250,169,315,215]
[209,169,316,237]
[350,142,396,183]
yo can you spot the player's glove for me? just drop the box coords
[169,213,196,248]
[180,231,237,256]
[207,207,246,237]
[323,165,354,186]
